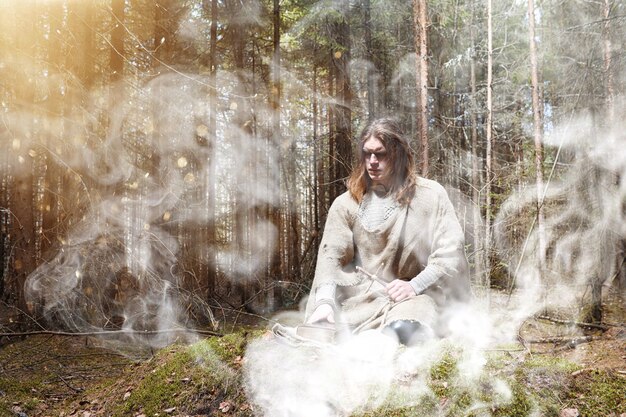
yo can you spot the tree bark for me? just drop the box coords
[528,0,546,271]
[470,6,484,289]
[110,0,125,85]
[269,0,283,309]
[485,0,494,289]
[330,12,352,201]
[602,0,614,123]
[327,46,336,201]
[198,0,219,299]
[412,0,429,177]
[364,0,375,120]
[208,0,218,296]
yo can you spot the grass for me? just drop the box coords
[0,376,44,414]
[565,369,626,416]
[354,345,623,417]
[110,331,259,416]
[1,330,624,416]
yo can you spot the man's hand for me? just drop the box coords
[386,279,416,302]
[307,303,335,324]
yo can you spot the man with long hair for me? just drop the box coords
[304,118,469,345]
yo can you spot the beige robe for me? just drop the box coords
[306,177,470,332]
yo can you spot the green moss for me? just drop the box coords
[0,376,36,397]
[115,346,194,416]
[202,330,252,362]
[429,350,459,382]
[358,405,424,417]
[565,370,626,415]
[3,330,624,417]
[522,355,580,374]
[491,381,534,417]
[110,330,626,417]
[0,375,45,413]
[21,397,42,412]
[110,332,259,417]
[445,390,474,416]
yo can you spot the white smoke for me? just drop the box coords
[243,98,626,415]
[6,56,285,349]
[495,102,626,318]
[2,1,624,412]
[244,299,523,416]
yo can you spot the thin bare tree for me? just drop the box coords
[603,0,615,123]
[484,0,494,289]
[528,0,546,270]
[364,0,376,120]
[470,3,484,289]
[412,0,429,176]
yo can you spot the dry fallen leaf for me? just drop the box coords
[559,408,579,417]
[219,401,231,413]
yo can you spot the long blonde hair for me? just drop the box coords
[346,118,417,205]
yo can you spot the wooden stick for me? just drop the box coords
[524,335,597,345]
[356,266,387,286]
[0,328,223,338]
[536,315,615,331]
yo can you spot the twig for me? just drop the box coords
[518,318,533,356]
[483,347,527,353]
[0,328,222,338]
[356,266,387,286]
[551,338,597,352]
[536,315,617,331]
[57,375,83,393]
[506,94,583,300]
[524,335,597,345]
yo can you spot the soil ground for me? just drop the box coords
[0,292,624,417]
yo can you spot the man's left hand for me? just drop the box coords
[386,279,416,302]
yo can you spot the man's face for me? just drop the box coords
[363,136,392,188]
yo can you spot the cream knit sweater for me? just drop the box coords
[306,177,470,327]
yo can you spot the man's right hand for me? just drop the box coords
[307,303,335,324]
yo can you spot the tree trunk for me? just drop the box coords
[199,0,218,299]
[602,0,625,291]
[110,0,125,85]
[327,47,336,201]
[602,0,614,123]
[364,0,375,120]
[313,61,319,234]
[0,3,21,299]
[528,0,546,271]
[412,0,429,177]
[0,168,8,299]
[208,0,218,297]
[331,13,352,201]
[485,0,494,289]
[64,0,95,233]
[109,0,126,277]
[225,0,255,307]
[470,6,484,289]
[268,0,282,309]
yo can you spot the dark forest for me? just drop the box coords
[0,1,625,415]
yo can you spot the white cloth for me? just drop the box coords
[306,177,470,330]
[357,190,398,231]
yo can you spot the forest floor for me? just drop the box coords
[0,291,625,417]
